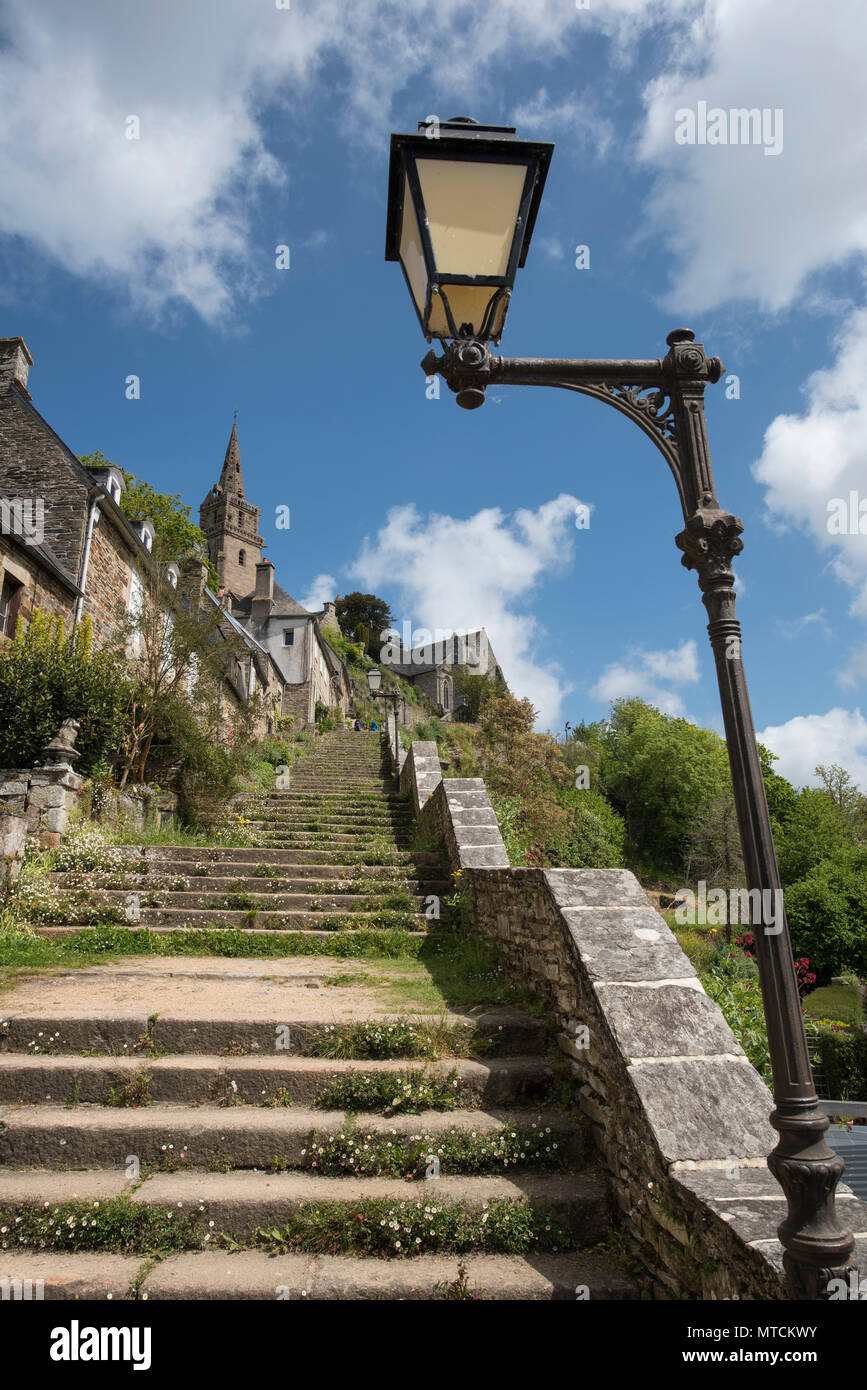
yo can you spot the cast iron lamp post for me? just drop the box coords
[384,116,856,1299]
[367,667,400,765]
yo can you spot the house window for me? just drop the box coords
[238,549,246,565]
[442,682,450,710]
[283,629,295,646]
[0,573,24,638]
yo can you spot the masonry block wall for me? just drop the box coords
[0,538,75,630]
[405,740,867,1299]
[84,514,135,645]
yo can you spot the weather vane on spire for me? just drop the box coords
[233,407,238,424]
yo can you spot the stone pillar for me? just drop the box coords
[0,770,30,889]
[27,763,83,848]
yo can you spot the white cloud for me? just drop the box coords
[538,237,566,262]
[752,307,867,623]
[757,708,867,790]
[512,88,614,159]
[0,0,682,322]
[348,494,585,728]
[298,573,337,612]
[637,0,867,314]
[589,639,700,716]
[775,610,833,642]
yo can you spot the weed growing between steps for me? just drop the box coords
[0,1198,201,1255]
[315,1068,464,1113]
[1,1194,570,1260]
[303,1119,568,1177]
[254,1197,568,1257]
[106,1068,154,1108]
[308,1019,472,1060]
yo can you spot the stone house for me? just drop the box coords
[0,336,158,649]
[0,335,283,742]
[388,627,505,718]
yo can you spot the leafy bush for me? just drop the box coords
[0,610,130,773]
[813,1026,867,1102]
[554,787,626,868]
[701,957,772,1087]
[783,863,867,983]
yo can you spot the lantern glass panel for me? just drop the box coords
[398,174,429,321]
[415,158,527,277]
[427,285,508,339]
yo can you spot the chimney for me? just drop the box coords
[179,555,208,610]
[320,600,340,633]
[0,337,34,399]
[252,559,274,622]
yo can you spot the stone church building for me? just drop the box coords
[199,423,350,725]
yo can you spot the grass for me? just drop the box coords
[803,984,863,1029]
[0,925,428,989]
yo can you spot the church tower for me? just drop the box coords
[199,422,265,598]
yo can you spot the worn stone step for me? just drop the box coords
[254,835,414,847]
[248,795,409,805]
[0,1249,637,1300]
[0,1054,556,1106]
[34,925,430,943]
[67,863,449,887]
[59,874,452,895]
[0,1105,575,1169]
[48,889,432,912]
[0,1170,606,1245]
[34,907,428,931]
[0,1009,545,1057]
[109,847,443,866]
[245,809,413,821]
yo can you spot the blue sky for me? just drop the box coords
[1,0,866,788]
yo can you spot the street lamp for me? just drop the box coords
[385,116,553,359]
[367,667,400,769]
[385,117,855,1299]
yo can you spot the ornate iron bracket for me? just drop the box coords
[421,328,724,520]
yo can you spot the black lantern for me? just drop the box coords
[367,668,382,693]
[385,116,553,344]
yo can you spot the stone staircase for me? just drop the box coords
[0,730,637,1299]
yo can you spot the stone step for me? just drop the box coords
[58,874,453,895]
[80,861,448,884]
[108,848,444,865]
[48,889,432,912]
[0,1249,638,1300]
[34,925,430,944]
[0,1054,556,1106]
[29,907,428,931]
[0,1105,575,1169]
[253,835,414,847]
[242,810,415,822]
[255,792,409,804]
[0,1009,545,1057]
[0,1170,607,1244]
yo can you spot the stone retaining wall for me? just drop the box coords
[402,739,867,1299]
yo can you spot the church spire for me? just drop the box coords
[218,420,245,498]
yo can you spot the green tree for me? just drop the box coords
[773,787,857,885]
[594,697,734,879]
[452,665,506,722]
[336,593,392,660]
